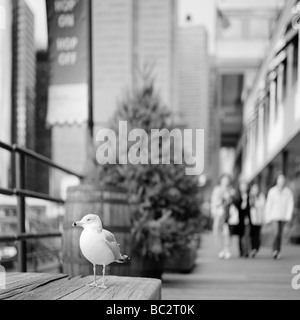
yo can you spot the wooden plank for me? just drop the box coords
[1,273,161,300]
[59,277,96,300]
[0,274,68,300]
[5,273,42,285]
[60,276,162,300]
[9,276,86,301]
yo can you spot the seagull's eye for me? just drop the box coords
[87,219,91,221]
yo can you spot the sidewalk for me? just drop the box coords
[162,233,300,300]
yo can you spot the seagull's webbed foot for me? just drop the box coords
[97,284,107,290]
[87,282,107,289]
[87,282,98,288]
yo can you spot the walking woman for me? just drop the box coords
[249,183,265,258]
[265,173,294,260]
[211,175,233,259]
[234,179,251,258]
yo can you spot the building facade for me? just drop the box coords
[92,0,135,132]
[177,24,211,181]
[35,51,52,195]
[135,0,178,112]
[215,0,284,179]
[0,0,36,189]
[92,0,178,132]
[11,0,36,191]
[0,0,12,189]
[240,0,300,192]
[12,0,36,149]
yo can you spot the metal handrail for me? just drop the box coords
[0,141,84,180]
[0,187,14,197]
[0,232,62,243]
[15,189,65,204]
[0,140,84,272]
[14,145,84,179]
[0,141,14,152]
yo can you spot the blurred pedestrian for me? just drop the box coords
[234,179,251,258]
[211,174,233,259]
[265,173,294,260]
[249,183,265,258]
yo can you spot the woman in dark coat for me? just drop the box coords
[234,179,251,258]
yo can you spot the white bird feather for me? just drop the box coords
[73,214,130,289]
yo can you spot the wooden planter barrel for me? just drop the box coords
[164,237,198,274]
[130,255,164,280]
[62,184,132,277]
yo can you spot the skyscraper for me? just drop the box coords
[10,0,36,192]
[92,0,178,132]
[92,0,134,132]
[12,0,36,149]
[0,0,12,189]
[177,24,211,178]
[0,0,36,189]
[135,0,178,110]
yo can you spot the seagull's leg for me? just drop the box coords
[98,265,107,289]
[94,265,97,285]
[87,265,97,287]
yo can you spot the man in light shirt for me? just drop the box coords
[265,173,294,260]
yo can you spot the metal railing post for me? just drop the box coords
[15,151,27,272]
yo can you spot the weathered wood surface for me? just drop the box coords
[163,233,300,300]
[0,274,162,300]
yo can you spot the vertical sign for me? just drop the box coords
[47,0,90,125]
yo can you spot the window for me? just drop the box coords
[221,74,244,109]
[282,60,288,100]
[264,92,270,138]
[269,79,277,125]
[293,37,299,85]
[4,209,16,218]
[273,79,278,122]
[258,104,264,147]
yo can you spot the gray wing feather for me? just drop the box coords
[103,229,123,261]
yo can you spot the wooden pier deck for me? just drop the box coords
[162,233,300,300]
[0,274,161,300]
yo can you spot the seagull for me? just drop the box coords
[72,214,130,289]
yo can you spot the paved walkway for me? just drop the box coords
[162,233,300,300]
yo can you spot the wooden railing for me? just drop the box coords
[0,141,84,272]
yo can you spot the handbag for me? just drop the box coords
[228,205,239,226]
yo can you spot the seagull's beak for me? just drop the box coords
[72,221,83,228]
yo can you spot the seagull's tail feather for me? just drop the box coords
[115,255,130,264]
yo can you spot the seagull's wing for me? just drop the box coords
[103,229,123,261]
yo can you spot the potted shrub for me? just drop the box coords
[99,71,201,278]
